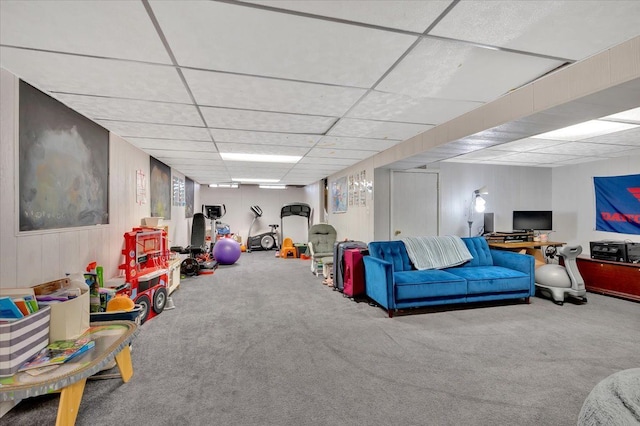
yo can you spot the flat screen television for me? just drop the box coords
[512,210,553,231]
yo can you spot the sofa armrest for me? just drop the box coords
[363,256,395,310]
[490,249,535,295]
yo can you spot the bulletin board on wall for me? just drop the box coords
[150,157,171,220]
[18,81,109,232]
[185,177,195,218]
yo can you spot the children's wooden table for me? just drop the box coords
[0,321,138,426]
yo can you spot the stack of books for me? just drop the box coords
[18,336,95,373]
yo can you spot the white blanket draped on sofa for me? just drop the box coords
[401,236,473,270]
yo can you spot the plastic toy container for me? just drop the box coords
[89,304,143,325]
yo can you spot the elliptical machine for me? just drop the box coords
[535,245,588,305]
[246,205,278,252]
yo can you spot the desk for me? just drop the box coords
[489,241,565,264]
[0,321,138,426]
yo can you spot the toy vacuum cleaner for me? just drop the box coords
[535,245,588,305]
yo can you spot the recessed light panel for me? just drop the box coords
[531,120,639,141]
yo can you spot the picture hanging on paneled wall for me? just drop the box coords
[18,81,109,231]
[332,176,348,214]
[150,157,171,220]
[185,177,194,218]
[172,176,185,207]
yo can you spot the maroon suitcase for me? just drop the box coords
[343,248,367,297]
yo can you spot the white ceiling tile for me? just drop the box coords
[0,1,170,63]
[306,147,376,160]
[450,150,507,161]
[183,69,365,116]
[376,38,564,102]
[328,118,431,140]
[97,121,211,141]
[495,152,579,164]
[532,141,636,156]
[298,157,360,166]
[54,94,202,127]
[150,1,416,87]
[201,107,336,133]
[316,136,400,151]
[582,127,640,146]
[0,47,190,103]
[430,1,640,61]
[145,150,220,160]
[210,129,320,147]
[125,138,217,152]
[490,138,567,152]
[553,156,607,166]
[216,143,309,156]
[348,91,482,124]
[602,106,640,124]
[243,0,451,32]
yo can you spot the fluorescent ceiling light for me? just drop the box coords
[232,178,280,183]
[259,185,287,189]
[209,183,238,188]
[531,120,639,141]
[220,153,301,163]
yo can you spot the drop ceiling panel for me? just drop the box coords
[96,121,211,141]
[306,147,377,160]
[125,138,217,152]
[201,107,336,134]
[165,158,226,167]
[243,0,451,32]
[0,47,190,103]
[145,149,219,160]
[0,1,170,63]
[225,162,295,171]
[316,136,399,151]
[532,141,636,156]
[603,106,640,124]
[298,157,360,166]
[430,1,640,61]
[183,69,366,116]
[376,38,564,102]
[54,94,203,127]
[582,126,640,146]
[210,129,320,147]
[494,152,579,164]
[329,118,431,140]
[348,91,482,124]
[487,138,566,152]
[216,143,309,156]
[150,1,417,87]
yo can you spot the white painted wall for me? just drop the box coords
[439,163,553,237]
[199,185,315,245]
[326,158,375,243]
[0,68,198,288]
[552,154,640,251]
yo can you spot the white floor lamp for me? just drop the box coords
[467,186,488,237]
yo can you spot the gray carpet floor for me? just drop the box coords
[3,250,640,425]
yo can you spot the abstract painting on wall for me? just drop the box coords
[19,81,109,231]
[150,157,171,220]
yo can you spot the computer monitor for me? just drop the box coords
[512,210,552,231]
[483,213,494,234]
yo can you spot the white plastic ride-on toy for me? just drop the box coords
[535,245,588,306]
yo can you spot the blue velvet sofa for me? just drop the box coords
[363,237,535,317]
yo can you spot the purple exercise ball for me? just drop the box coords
[214,238,241,265]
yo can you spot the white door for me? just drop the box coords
[391,170,439,239]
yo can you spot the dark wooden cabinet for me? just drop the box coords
[576,256,640,302]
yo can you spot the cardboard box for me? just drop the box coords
[0,306,51,377]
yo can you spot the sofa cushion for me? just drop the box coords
[369,241,413,272]
[394,269,466,301]
[460,237,493,267]
[445,266,530,294]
